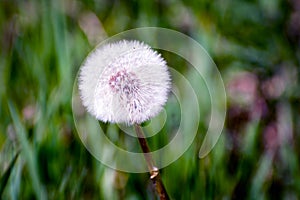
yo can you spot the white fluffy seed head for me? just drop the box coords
[78,40,171,124]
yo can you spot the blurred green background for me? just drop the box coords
[1,0,300,199]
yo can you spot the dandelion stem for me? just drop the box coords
[134,124,170,200]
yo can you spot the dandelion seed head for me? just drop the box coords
[79,40,171,124]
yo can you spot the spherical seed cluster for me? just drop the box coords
[78,40,171,124]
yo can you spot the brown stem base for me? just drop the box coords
[134,124,170,200]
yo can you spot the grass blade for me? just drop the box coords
[0,152,19,198]
[8,101,46,200]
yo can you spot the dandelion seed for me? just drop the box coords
[78,40,171,124]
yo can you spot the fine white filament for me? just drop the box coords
[79,40,171,124]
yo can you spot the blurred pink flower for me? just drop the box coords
[263,123,278,151]
[79,40,171,124]
[227,71,267,120]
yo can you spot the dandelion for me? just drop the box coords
[78,40,170,124]
[78,39,171,200]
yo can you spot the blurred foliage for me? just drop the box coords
[0,0,300,199]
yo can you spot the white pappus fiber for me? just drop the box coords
[78,40,171,124]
